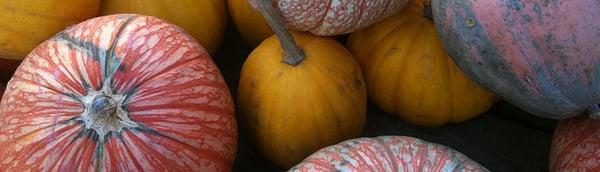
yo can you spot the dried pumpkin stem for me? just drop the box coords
[255,0,305,66]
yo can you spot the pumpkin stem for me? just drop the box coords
[92,94,117,117]
[423,0,433,21]
[588,104,600,119]
[255,0,305,66]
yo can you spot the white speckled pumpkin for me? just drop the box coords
[244,0,410,36]
[290,136,488,172]
[0,14,236,171]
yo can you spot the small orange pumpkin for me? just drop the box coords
[237,0,366,167]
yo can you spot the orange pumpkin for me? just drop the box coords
[347,0,495,126]
[100,0,228,55]
[0,0,100,60]
[237,0,366,167]
[228,0,273,46]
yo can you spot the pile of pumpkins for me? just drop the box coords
[0,0,598,171]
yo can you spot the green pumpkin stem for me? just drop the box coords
[255,0,305,66]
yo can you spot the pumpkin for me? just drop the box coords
[0,0,99,60]
[347,1,494,126]
[246,0,410,36]
[238,0,367,167]
[550,115,600,171]
[290,136,488,171]
[100,0,228,55]
[432,0,600,119]
[0,14,237,171]
[228,0,273,46]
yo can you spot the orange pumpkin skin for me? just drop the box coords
[100,0,228,55]
[347,1,495,126]
[0,15,237,171]
[238,32,367,168]
[228,0,273,46]
[0,0,100,60]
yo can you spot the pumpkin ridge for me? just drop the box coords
[103,16,136,85]
[120,56,203,99]
[53,34,114,92]
[10,72,82,100]
[40,125,82,170]
[309,62,353,137]
[119,136,144,170]
[390,19,427,116]
[440,31,457,122]
[376,136,400,171]
[368,20,411,108]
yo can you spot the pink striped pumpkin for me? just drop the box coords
[249,0,410,36]
[0,14,237,171]
[550,115,600,171]
[290,136,488,172]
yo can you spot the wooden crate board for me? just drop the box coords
[214,24,557,172]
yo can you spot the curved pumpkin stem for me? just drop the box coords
[255,0,305,66]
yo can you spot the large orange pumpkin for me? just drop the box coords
[100,0,228,55]
[0,14,237,171]
[0,0,100,60]
[347,1,495,126]
[237,0,366,168]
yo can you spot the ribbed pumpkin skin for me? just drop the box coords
[348,2,494,126]
[433,0,600,119]
[238,32,367,168]
[228,0,273,46]
[0,0,100,60]
[290,136,488,172]
[0,15,237,171]
[248,0,410,36]
[550,116,600,171]
[100,0,227,55]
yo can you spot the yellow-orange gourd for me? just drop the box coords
[347,1,495,127]
[0,0,100,60]
[100,0,227,55]
[228,0,273,46]
[238,32,366,168]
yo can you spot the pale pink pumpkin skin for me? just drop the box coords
[550,116,600,172]
[250,0,409,36]
[290,136,488,172]
[0,14,237,171]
